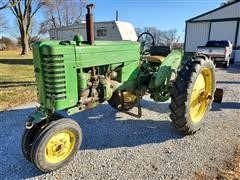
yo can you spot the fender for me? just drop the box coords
[154,49,184,87]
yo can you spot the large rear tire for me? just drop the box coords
[169,56,216,135]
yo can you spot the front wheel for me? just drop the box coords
[21,114,64,162]
[21,121,46,162]
[169,56,216,135]
[30,118,82,172]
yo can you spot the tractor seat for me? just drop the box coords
[144,55,165,63]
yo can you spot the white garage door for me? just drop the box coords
[185,22,210,52]
[210,21,238,44]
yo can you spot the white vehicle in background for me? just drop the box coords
[197,40,233,68]
[49,21,138,42]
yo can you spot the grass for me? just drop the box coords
[0,50,37,111]
[0,50,33,59]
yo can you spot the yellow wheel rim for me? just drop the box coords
[45,130,76,164]
[189,68,213,123]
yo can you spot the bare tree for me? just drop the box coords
[1,0,46,55]
[135,28,142,37]
[0,13,8,29]
[137,27,181,46]
[43,0,87,31]
[143,27,164,45]
[161,29,181,46]
[221,0,238,6]
[0,0,20,10]
[28,18,49,47]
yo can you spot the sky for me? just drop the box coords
[1,0,225,39]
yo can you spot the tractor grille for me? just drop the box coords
[42,54,67,100]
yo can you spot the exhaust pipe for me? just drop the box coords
[86,4,95,45]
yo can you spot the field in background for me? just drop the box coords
[0,50,33,59]
[0,50,37,110]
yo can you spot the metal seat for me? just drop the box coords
[144,55,165,63]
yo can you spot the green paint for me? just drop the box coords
[78,72,89,90]
[32,40,140,115]
[31,39,184,120]
[33,41,78,111]
[29,110,47,124]
[154,49,183,87]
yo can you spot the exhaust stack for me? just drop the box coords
[86,4,95,45]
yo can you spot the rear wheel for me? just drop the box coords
[169,56,216,135]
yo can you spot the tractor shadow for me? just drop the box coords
[216,64,240,74]
[0,81,36,88]
[0,99,181,179]
[217,80,240,84]
[70,100,181,150]
[211,102,240,111]
[0,59,33,65]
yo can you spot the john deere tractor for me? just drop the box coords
[22,4,218,172]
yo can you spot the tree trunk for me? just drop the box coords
[20,25,29,55]
[21,33,29,55]
[9,0,44,56]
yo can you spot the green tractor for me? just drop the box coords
[22,4,218,172]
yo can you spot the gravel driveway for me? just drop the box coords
[0,65,239,180]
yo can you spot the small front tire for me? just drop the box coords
[30,118,82,172]
[21,121,46,162]
[21,114,64,162]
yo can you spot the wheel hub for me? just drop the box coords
[45,131,76,164]
[189,68,213,123]
[198,92,212,103]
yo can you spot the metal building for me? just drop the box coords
[185,1,240,62]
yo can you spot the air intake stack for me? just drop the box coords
[86,4,95,45]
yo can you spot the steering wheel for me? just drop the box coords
[137,32,155,55]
